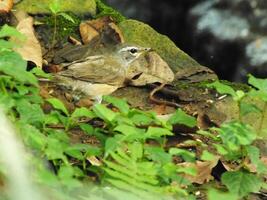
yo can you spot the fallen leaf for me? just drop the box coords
[80,22,100,44]
[175,65,217,83]
[80,16,124,45]
[127,51,174,86]
[177,159,219,184]
[102,22,124,44]
[0,0,13,13]
[12,12,42,67]
[87,156,102,166]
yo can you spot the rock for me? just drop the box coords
[188,0,267,81]
[119,19,200,73]
[14,0,96,15]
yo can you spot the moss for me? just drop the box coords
[119,19,200,73]
[14,0,96,15]
[173,80,215,90]
[43,12,81,42]
[219,80,251,92]
[95,0,126,23]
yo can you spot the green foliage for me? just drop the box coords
[46,0,79,48]
[168,109,197,127]
[207,189,238,200]
[204,77,267,198]
[0,26,200,198]
[49,0,75,23]
[222,171,263,198]
[1,24,267,200]
[95,0,126,23]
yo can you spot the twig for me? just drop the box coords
[149,83,182,108]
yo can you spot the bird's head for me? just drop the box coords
[116,45,151,65]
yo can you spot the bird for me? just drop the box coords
[47,44,151,103]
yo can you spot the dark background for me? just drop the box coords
[104,0,267,82]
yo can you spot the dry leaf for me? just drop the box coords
[178,159,219,184]
[80,22,100,44]
[12,13,42,67]
[0,0,13,13]
[127,51,174,86]
[80,16,124,45]
[175,65,217,83]
[87,156,102,166]
[103,22,124,44]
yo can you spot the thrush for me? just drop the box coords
[48,44,151,103]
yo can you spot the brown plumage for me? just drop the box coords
[51,44,151,102]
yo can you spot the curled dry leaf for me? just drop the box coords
[12,13,43,67]
[80,21,100,44]
[126,51,174,86]
[0,0,13,13]
[80,16,124,45]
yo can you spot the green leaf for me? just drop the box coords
[58,13,75,23]
[217,122,257,150]
[0,51,38,86]
[201,150,217,161]
[103,96,129,115]
[104,136,121,158]
[37,170,59,187]
[31,67,51,78]
[0,40,20,49]
[58,165,74,179]
[240,102,261,116]
[115,124,145,135]
[221,171,262,197]
[208,188,238,200]
[169,148,195,162]
[176,166,197,176]
[144,146,172,164]
[71,107,95,119]
[130,113,154,126]
[207,81,237,98]
[248,74,267,92]
[146,127,173,139]
[47,98,69,116]
[0,24,25,39]
[64,148,84,160]
[44,113,60,125]
[45,138,68,161]
[80,123,94,135]
[246,146,267,173]
[213,144,228,156]
[168,109,196,127]
[93,104,117,122]
[16,99,45,125]
[18,123,47,150]
[128,142,143,161]
[247,90,267,102]
[49,0,61,14]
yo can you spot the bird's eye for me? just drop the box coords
[129,48,138,54]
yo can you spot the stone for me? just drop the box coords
[14,0,96,15]
[119,19,200,73]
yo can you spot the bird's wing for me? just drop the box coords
[58,55,125,85]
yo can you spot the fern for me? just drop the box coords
[103,143,163,195]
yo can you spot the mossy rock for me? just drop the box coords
[215,96,267,139]
[119,19,200,73]
[14,0,96,15]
